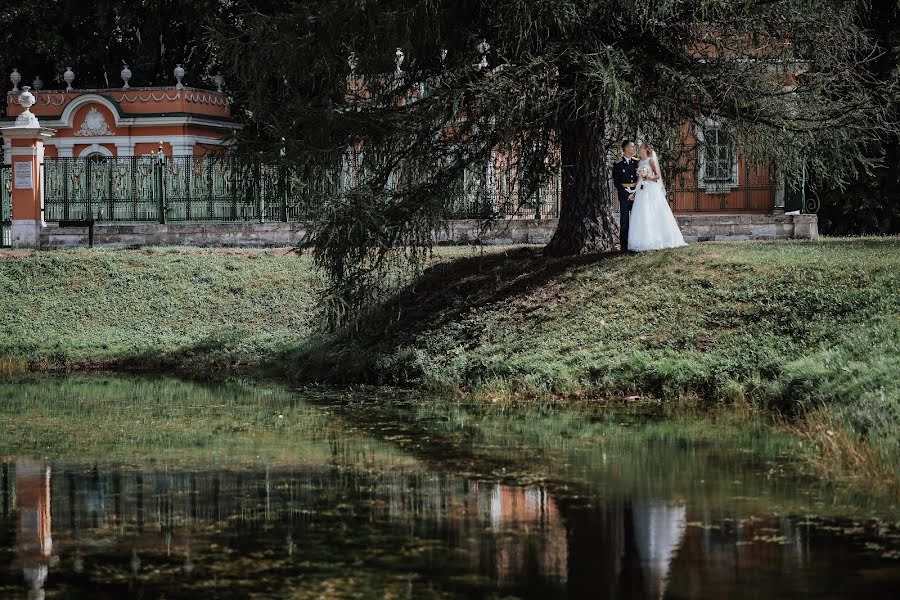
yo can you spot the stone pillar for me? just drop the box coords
[773,166,786,215]
[1,87,56,248]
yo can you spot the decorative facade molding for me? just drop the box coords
[77,143,114,158]
[59,94,122,129]
[7,92,67,107]
[116,90,181,103]
[184,91,229,107]
[74,107,113,136]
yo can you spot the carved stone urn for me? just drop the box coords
[10,68,21,92]
[174,64,185,89]
[15,86,40,127]
[121,64,132,89]
[213,73,225,93]
[64,67,75,91]
[32,75,43,91]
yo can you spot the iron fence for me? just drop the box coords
[42,154,561,225]
[667,145,776,213]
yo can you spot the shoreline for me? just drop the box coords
[1,239,897,492]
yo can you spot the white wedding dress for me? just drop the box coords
[627,157,687,252]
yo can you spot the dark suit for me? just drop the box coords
[612,157,639,251]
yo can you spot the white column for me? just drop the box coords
[115,142,134,157]
[171,139,194,156]
[56,142,74,158]
[773,167,786,215]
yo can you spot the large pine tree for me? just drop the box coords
[213,0,893,316]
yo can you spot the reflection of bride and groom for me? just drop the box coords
[613,140,687,253]
[474,482,687,599]
[565,496,687,600]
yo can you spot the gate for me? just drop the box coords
[1,164,11,247]
[43,156,162,223]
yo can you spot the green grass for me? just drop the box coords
[0,239,898,484]
[0,247,320,374]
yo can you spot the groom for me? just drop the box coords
[612,140,639,252]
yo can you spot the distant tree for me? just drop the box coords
[815,0,900,235]
[0,0,231,108]
[216,1,895,319]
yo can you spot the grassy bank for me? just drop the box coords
[1,239,898,484]
[0,247,320,374]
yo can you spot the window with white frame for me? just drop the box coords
[697,124,739,192]
[704,129,733,181]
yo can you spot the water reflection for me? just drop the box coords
[0,377,897,598]
[632,501,686,600]
[15,460,54,600]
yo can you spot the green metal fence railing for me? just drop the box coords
[42,154,561,225]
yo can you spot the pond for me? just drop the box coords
[0,376,897,599]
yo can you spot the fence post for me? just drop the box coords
[256,157,264,224]
[156,143,166,224]
[280,163,288,222]
[63,157,70,221]
[0,87,55,248]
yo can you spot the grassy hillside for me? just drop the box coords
[0,239,898,483]
[0,247,320,374]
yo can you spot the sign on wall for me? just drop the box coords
[14,161,33,190]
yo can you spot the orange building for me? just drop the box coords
[3,80,236,160]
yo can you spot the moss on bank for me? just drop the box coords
[0,239,898,484]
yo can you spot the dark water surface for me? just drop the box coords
[0,376,897,599]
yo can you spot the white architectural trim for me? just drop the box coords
[58,94,122,129]
[695,119,739,194]
[78,144,114,158]
[44,135,232,155]
[32,115,240,132]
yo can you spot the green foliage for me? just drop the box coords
[0,0,232,111]
[813,1,900,234]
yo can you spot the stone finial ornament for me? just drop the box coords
[395,48,405,76]
[121,64,132,89]
[213,73,225,93]
[15,86,40,127]
[10,68,21,91]
[32,75,43,90]
[64,67,75,91]
[348,52,359,72]
[440,48,448,66]
[174,64,185,89]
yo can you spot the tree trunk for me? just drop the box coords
[544,115,619,256]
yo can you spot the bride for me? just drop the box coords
[627,143,687,252]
